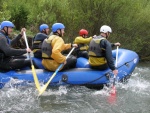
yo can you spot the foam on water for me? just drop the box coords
[0,65,150,113]
[118,67,150,95]
[41,86,68,96]
[0,79,42,113]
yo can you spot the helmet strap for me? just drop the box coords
[3,27,9,36]
[105,33,108,39]
[105,32,109,39]
[53,29,62,37]
[82,35,86,38]
[58,29,62,37]
[42,29,47,35]
[100,33,106,38]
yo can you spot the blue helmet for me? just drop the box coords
[52,23,65,32]
[39,24,49,32]
[1,21,15,29]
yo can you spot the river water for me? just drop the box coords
[0,62,150,113]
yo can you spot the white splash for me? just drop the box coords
[41,86,68,96]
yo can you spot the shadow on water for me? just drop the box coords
[0,62,150,113]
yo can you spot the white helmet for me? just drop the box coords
[100,25,112,33]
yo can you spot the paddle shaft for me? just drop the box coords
[39,47,75,96]
[113,46,119,85]
[23,32,30,59]
[23,32,40,91]
[115,46,119,67]
[44,47,75,85]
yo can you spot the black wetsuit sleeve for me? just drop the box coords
[0,36,26,56]
[111,43,115,48]
[11,34,22,46]
[101,40,116,70]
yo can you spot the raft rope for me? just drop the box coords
[55,57,138,86]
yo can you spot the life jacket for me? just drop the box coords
[32,33,48,55]
[74,36,92,52]
[42,35,56,59]
[88,36,106,57]
[0,32,11,44]
[88,36,107,66]
[77,43,89,51]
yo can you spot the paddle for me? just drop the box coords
[112,46,118,92]
[108,46,119,103]
[39,47,75,96]
[23,31,41,91]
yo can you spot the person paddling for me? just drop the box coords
[32,24,50,58]
[42,23,78,71]
[88,25,120,75]
[0,21,31,71]
[73,29,95,59]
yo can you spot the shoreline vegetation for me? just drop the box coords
[0,0,150,61]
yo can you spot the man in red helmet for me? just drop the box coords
[74,29,95,59]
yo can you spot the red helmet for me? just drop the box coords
[79,29,88,36]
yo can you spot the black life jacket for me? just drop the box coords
[42,35,56,59]
[88,36,106,57]
[32,33,48,58]
[77,43,89,51]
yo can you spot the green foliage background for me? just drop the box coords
[0,0,150,61]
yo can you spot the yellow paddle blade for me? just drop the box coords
[39,73,56,96]
[38,47,75,96]
[31,65,41,92]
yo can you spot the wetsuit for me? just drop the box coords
[0,31,30,71]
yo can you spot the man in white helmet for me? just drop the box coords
[88,25,120,75]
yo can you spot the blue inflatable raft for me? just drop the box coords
[0,48,139,89]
